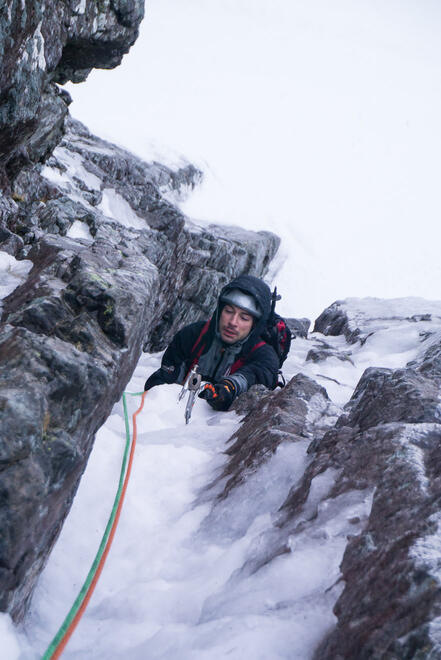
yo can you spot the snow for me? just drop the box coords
[74,0,86,14]
[16,350,365,660]
[32,22,46,71]
[15,296,430,659]
[66,220,93,241]
[0,252,33,306]
[329,297,441,337]
[0,615,21,660]
[98,189,146,230]
[42,146,101,193]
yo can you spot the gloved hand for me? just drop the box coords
[144,365,178,391]
[198,379,236,411]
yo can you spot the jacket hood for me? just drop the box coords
[208,275,273,353]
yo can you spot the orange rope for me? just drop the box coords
[50,391,147,659]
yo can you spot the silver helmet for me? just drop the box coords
[220,288,262,318]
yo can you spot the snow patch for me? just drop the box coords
[340,297,441,325]
[48,147,102,191]
[0,614,20,660]
[66,220,93,241]
[0,252,33,303]
[32,22,46,71]
[75,0,87,14]
[198,439,311,544]
[98,188,146,230]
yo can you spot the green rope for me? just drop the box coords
[41,391,141,659]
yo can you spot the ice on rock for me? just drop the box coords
[98,188,147,230]
[66,220,93,241]
[410,510,441,582]
[196,439,311,544]
[42,146,102,192]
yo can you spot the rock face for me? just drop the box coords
[0,0,144,185]
[216,298,441,658]
[0,0,281,622]
[0,113,279,620]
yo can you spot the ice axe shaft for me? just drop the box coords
[178,365,202,424]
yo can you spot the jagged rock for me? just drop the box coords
[0,227,24,257]
[276,338,441,658]
[0,231,158,620]
[412,332,441,380]
[210,374,335,502]
[0,113,280,621]
[337,366,441,431]
[0,0,144,185]
[286,316,310,338]
[201,297,441,657]
[306,339,353,365]
[311,418,441,659]
[230,384,270,416]
[314,297,441,345]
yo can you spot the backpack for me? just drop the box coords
[260,288,292,386]
[262,312,292,370]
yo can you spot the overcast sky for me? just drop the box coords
[66,0,441,320]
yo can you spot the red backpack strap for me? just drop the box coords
[188,319,211,372]
[230,340,266,374]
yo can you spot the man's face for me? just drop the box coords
[219,303,254,344]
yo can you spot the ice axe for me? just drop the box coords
[178,365,202,424]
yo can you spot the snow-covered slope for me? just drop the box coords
[11,297,441,659]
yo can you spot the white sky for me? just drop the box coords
[66,0,441,320]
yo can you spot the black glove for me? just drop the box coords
[198,379,236,411]
[144,365,178,391]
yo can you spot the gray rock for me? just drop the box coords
[314,298,441,345]
[206,297,441,658]
[312,421,441,660]
[0,115,280,621]
[0,226,24,257]
[338,366,441,431]
[210,374,334,503]
[0,0,144,185]
[306,339,353,364]
[286,316,311,338]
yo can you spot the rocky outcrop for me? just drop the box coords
[0,0,144,185]
[314,297,441,345]
[287,316,310,338]
[217,299,441,658]
[0,113,279,621]
[310,330,441,659]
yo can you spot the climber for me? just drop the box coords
[144,274,280,411]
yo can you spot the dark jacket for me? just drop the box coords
[144,275,279,396]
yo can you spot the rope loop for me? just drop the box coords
[41,391,146,660]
